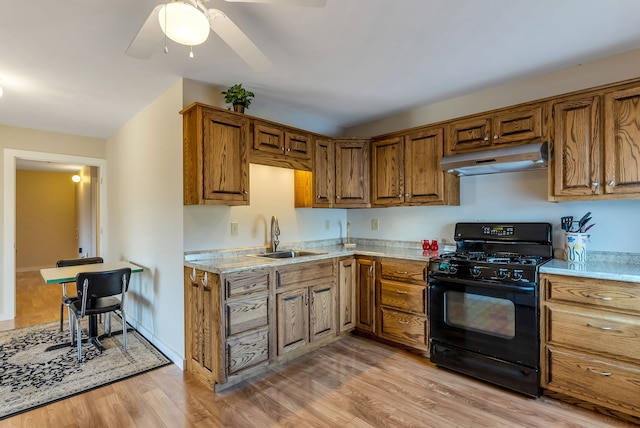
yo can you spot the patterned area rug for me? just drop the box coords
[0,317,171,420]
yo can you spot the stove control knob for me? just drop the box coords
[497,268,508,279]
[512,270,523,281]
[449,264,458,274]
[471,266,481,278]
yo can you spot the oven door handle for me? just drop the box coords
[428,276,535,293]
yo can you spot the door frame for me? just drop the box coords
[2,149,107,321]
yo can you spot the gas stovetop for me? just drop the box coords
[428,222,553,284]
[438,251,549,266]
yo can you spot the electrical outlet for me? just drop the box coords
[371,218,379,231]
[325,219,330,230]
[231,222,239,236]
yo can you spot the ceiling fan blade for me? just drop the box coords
[125,4,164,59]
[224,0,326,7]
[207,9,272,72]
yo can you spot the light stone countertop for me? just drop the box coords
[540,258,640,283]
[184,242,434,274]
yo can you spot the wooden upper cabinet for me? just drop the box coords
[447,104,544,154]
[313,138,334,208]
[447,116,492,153]
[182,104,249,206]
[603,86,640,195]
[551,96,601,198]
[251,120,312,170]
[334,139,370,208]
[371,127,459,207]
[551,83,640,201]
[371,136,403,206]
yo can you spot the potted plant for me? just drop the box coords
[221,83,255,113]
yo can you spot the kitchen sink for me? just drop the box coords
[250,250,326,259]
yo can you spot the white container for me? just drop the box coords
[564,232,589,262]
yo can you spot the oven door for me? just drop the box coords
[428,276,539,368]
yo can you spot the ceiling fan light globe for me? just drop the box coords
[158,2,210,46]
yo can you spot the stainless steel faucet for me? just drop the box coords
[270,215,280,252]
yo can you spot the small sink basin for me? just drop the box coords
[251,250,326,259]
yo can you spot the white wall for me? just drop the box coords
[345,49,640,255]
[347,169,640,253]
[184,163,347,252]
[106,80,185,365]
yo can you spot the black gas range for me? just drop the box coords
[428,222,552,397]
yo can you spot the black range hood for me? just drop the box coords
[440,142,548,176]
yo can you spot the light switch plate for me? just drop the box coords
[231,222,239,235]
[371,218,379,231]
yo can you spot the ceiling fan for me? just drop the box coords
[126,0,326,72]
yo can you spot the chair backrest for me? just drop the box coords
[76,268,131,312]
[56,257,104,268]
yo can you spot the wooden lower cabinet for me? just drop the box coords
[338,257,357,332]
[275,260,336,357]
[355,257,376,333]
[184,268,218,388]
[377,258,428,351]
[184,267,270,389]
[540,273,640,418]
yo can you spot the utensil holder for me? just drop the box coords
[564,232,589,263]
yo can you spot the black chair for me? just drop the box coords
[56,257,104,338]
[69,267,131,363]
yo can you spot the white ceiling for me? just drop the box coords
[2,0,640,139]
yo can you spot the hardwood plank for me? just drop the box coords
[3,271,638,427]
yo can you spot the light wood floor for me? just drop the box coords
[1,272,638,427]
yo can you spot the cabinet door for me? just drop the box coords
[334,139,370,207]
[491,105,543,145]
[447,117,491,154]
[276,288,309,355]
[253,122,285,155]
[552,96,602,197]
[603,86,640,195]
[355,258,376,333]
[184,268,217,386]
[310,283,335,342]
[285,131,312,162]
[338,258,357,332]
[313,138,334,208]
[371,136,404,206]
[404,128,449,205]
[201,109,250,205]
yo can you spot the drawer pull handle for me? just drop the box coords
[586,294,612,301]
[190,267,196,282]
[398,320,409,325]
[587,323,613,331]
[588,368,612,377]
[396,271,409,275]
[395,290,408,294]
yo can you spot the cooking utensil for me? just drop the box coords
[584,223,595,233]
[561,216,573,232]
[576,212,591,228]
[579,216,592,232]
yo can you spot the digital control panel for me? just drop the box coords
[482,225,514,236]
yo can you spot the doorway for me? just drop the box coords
[1,149,107,322]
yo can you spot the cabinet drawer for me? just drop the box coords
[543,274,640,314]
[379,307,428,349]
[226,293,268,336]
[546,305,640,363]
[380,259,426,283]
[545,347,640,416]
[227,327,269,375]
[277,260,334,289]
[225,270,269,298]
[380,279,426,315]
